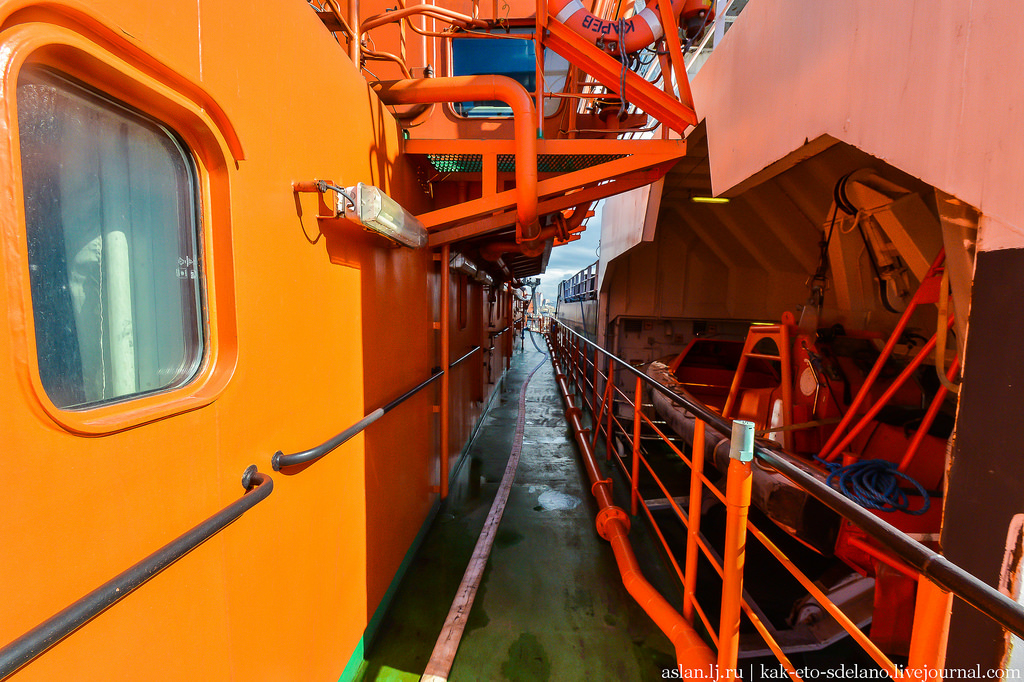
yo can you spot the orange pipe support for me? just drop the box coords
[682,419,706,623]
[373,76,540,242]
[907,577,953,675]
[548,345,715,670]
[718,421,754,680]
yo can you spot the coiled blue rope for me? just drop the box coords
[816,457,930,515]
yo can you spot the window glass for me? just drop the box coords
[451,31,570,117]
[18,67,203,409]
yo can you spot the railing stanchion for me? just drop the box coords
[606,358,615,461]
[907,577,954,675]
[592,355,614,452]
[631,376,642,516]
[592,345,598,415]
[683,418,707,623]
[719,420,754,679]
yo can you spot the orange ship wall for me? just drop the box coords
[0,1,511,679]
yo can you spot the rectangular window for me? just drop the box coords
[451,30,570,118]
[18,67,203,409]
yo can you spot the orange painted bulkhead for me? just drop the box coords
[0,1,515,680]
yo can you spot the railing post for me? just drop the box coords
[631,376,642,516]
[592,345,598,415]
[606,358,615,461]
[683,418,706,623]
[907,577,953,678]
[718,420,754,679]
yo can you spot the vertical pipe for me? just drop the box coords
[534,0,545,139]
[779,324,793,452]
[718,420,754,679]
[907,577,953,675]
[683,419,706,622]
[349,0,361,66]
[631,376,642,516]
[507,284,513,369]
[440,244,451,498]
[606,358,615,461]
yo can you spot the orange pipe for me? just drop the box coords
[373,76,540,242]
[360,5,488,33]
[682,419,706,622]
[548,0,712,54]
[718,455,752,679]
[907,577,953,674]
[348,0,360,65]
[548,340,716,669]
[440,243,451,498]
[479,226,557,260]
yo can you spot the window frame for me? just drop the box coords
[1,22,240,434]
[445,25,571,121]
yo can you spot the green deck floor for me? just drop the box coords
[356,340,682,682]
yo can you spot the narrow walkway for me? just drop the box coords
[357,340,678,681]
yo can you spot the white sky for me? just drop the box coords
[536,201,603,304]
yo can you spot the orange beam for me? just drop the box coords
[427,161,674,246]
[404,137,686,155]
[543,19,697,132]
[422,149,681,233]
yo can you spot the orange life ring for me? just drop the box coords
[549,0,713,54]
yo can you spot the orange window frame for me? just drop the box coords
[0,19,241,434]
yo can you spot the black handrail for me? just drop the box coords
[273,369,444,470]
[449,345,481,369]
[550,321,1024,639]
[0,466,273,680]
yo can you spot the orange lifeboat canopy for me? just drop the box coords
[548,0,714,54]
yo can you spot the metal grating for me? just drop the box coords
[426,153,627,174]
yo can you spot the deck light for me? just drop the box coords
[338,182,428,248]
[690,195,730,204]
[450,252,479,277]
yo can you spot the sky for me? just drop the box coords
[536,201,603,304]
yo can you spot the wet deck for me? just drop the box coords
[356,337,681,681]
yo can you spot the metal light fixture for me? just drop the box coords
[690,195,730,204]
[337,182,428,248]
[450,252,478,277]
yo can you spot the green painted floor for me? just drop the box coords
[356,340,682,682]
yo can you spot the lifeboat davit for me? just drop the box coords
[549,0,714,54]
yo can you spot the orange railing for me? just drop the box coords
[548,320,1024,678]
